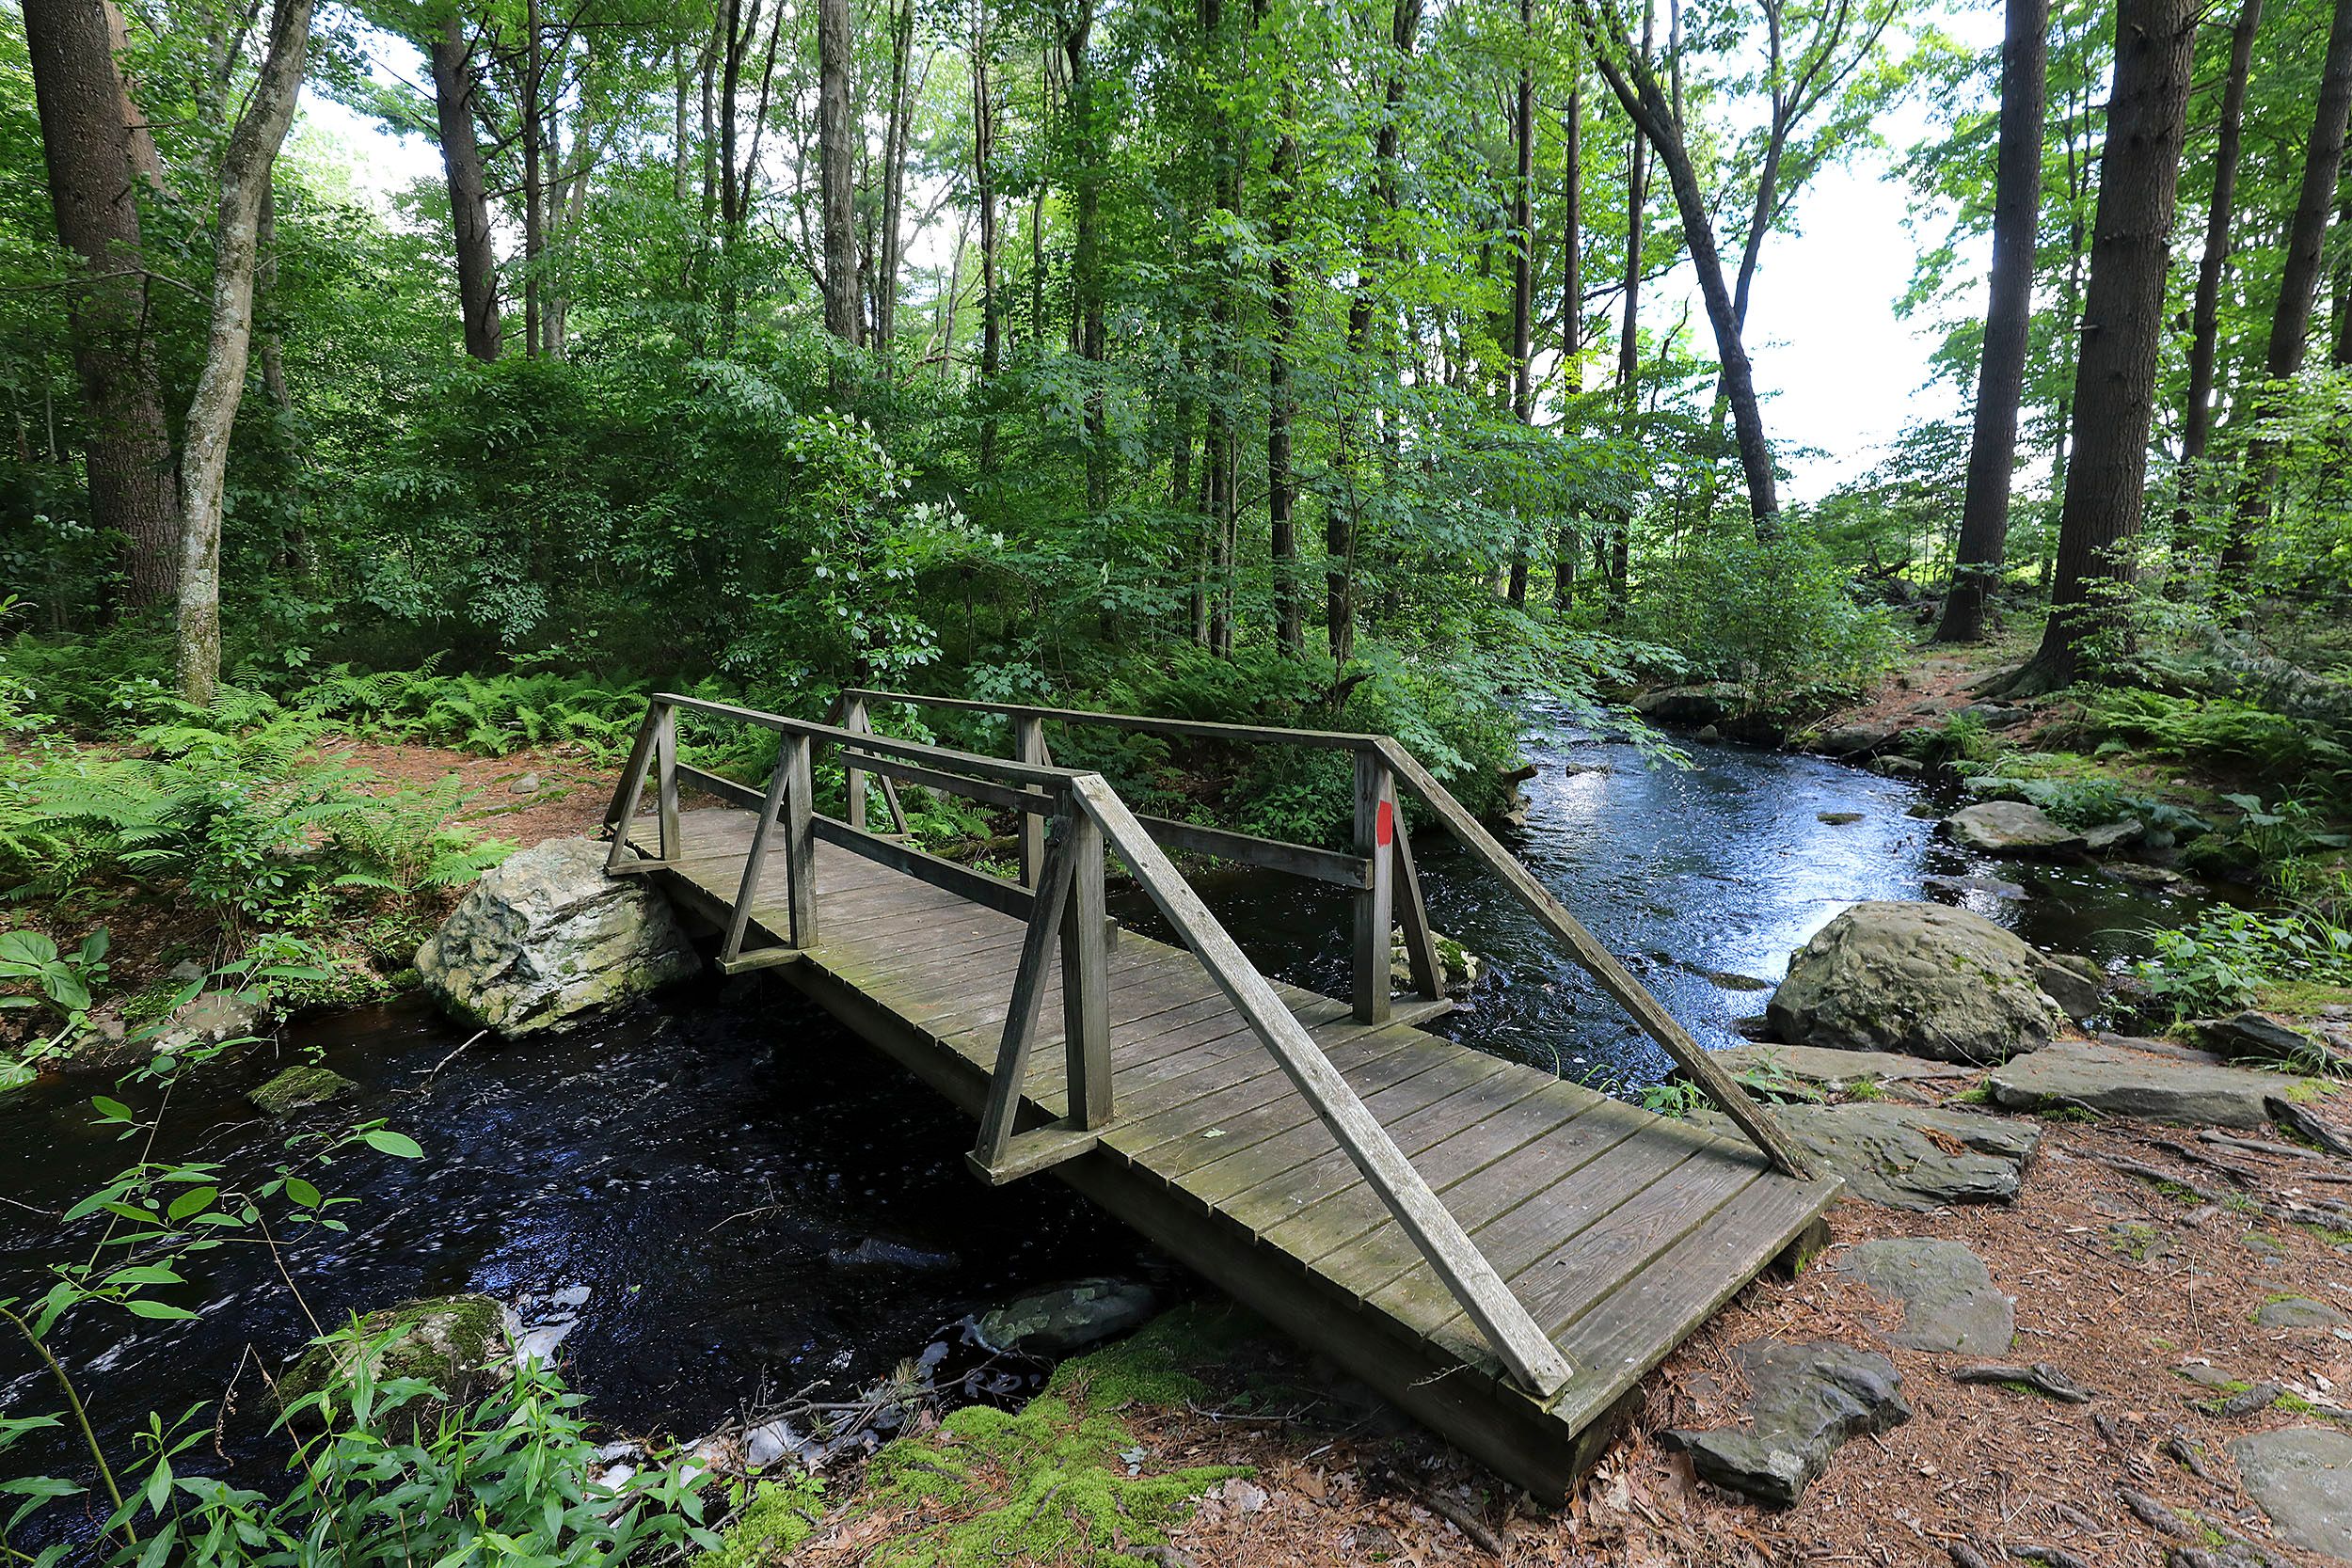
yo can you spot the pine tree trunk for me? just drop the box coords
[2014,0,2197,691]
[1555,80,1582,612]
[876,0,914,354]
[176,0,312,705]
[817,0,860,346]
[1505,0,1534,610]
[1269,59,1302,654]
[973,0,1000,472]
[2174,0,2262,498]
[23,0,183,610]
[2221,0,2352,577]
[430,10,501,361]
[1936,0,2049,643]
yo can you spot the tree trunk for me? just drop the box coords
[2221,0,2352,577]
[1608,47,1648,622]
[22,0,183,609]
[2012,0,2197,691]
[430,9,501,361]
[1582,0,1780,535]
[2172,0,2261,505]
[1268,59,1302,653]
[2336,186,2352,369]
[876,0,914,355]
[1555,78,1582,612]
[176,0,312,705]
[1505,0,1534,609]
[973,0,1000,472]
[1067,1,1105,515]
[1331,0,1421,666]
[1935,0,2049,643]
[817,0,860,346]
[521,0,545,357]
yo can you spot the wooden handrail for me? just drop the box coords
[1374,738,1814,1180]
[845,687,1383,752]
[1068,772,1575,1400]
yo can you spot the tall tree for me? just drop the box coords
[971,0,1000,473]
[428,8,502,362]
[1934,0,2049,643]
[1267,23,1303,654]
[2172,0,2263,519]
[1330,0,1422,665]
[816,0,861,345]
[22,0,183,608]
[1504,0,1536,610]
[176,0,315,704]
[1554,72,1583,612]
[2221,0,2352,577]
[2009,0,2198,691]
[1064,0,1106,515]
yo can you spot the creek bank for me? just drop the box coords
[1982,1037,2325,1130]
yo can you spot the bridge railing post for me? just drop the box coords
[1061,808,1110,1129]
[602,698,686,871]
[1014,714,1049,887]
[781,730,818,947]
[842,693,869,833]
[1351,749,1396,1025]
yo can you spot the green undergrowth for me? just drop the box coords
[749,1306,1267,1568]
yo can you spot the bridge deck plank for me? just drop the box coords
[621,806,1839,1500]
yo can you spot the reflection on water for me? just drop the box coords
[1118,706,2214,1089]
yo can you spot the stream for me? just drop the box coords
[0,716,2220,1540]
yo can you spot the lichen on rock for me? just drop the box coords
[248,1064,356,1117]
[277,1292,518,1415]
[415,836,701,1037]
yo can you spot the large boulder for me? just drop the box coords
[1766,901,2080,1063]
[1945,800,2088,858]
[416,837,701,1037]
[278,1293,517,1415]
[975,1277,1158,1356]
[1632,684,1741,726]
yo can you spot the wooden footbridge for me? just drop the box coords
[599,689,1838,1498]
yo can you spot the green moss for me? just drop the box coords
[2254,979,2352,1020]
[695,1477,828,1568]
[248,1064,358,1117]
[843,1307,1259,1568]
[2280,1077,2341,1105]
[2297,1221,2352,1250]
[278,1293,512,1412]
[2108,1223,2161,1261]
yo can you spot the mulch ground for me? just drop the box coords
[1096,1117,2343,1568]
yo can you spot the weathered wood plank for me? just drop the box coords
[1133,813,1373,889]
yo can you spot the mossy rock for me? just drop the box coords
[277,1293,516,1415]
[812,1307,1260,1568]
[249,1065,357,1117]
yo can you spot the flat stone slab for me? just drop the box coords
[1984,1038,2310,1130]
[1838,1239,2014,1354]
[2257,1297,2348,1329]
[2231,1427,2352,1559]
[1946,800,2088,857]
[1670,1340,1911,1508]
[1696,1102,2040,1212]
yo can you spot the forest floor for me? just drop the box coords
[779,1102,2352,1568]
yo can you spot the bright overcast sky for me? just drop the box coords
[297,0,2002,507]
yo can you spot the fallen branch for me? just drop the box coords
[2117,1487,2196,1542]
[1950,1364,2093,1403]
[2201,1130,2324,1163]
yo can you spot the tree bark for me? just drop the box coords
[2012,0,2197,691]
[876,0,915,354]
[1607,11,1649,621]
[1269,42,1302,654]
[2221,0,2352,576]
[1555,77,1582,612]
[430,9,501,361]
[23,0,183,609]
[1066,0,1105,515]
[973,0,1000,472]
[1581,0,1780,536]
[1935,0,2049,643]
[817,0,861,346]
[1331,0,1421,665]
[2172,0,2262,505]
[176,0,313,705]
[1505,0,1535,610]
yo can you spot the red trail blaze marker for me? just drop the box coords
[1375,798,1394,848]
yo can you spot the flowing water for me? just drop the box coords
[0,717,2219,1539]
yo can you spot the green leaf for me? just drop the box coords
[360,1129,424,1159]
[102,1265,184,1288]
[165,1186,218,1223]
[89,1096,133,1123]
[284,1177,322,1208]
[122,1300,199,1321]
